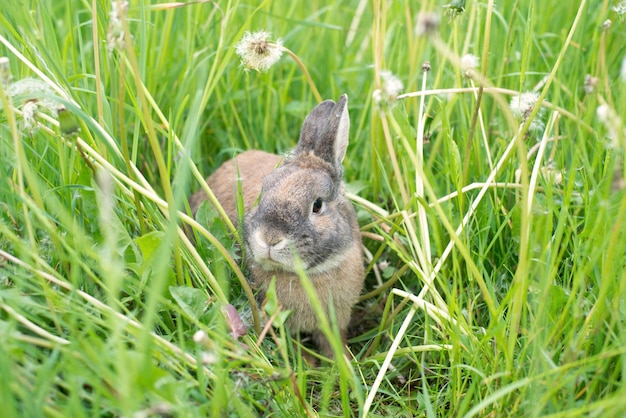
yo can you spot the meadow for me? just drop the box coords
[1,0,626,416]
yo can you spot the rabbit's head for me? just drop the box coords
[243,94,360,276]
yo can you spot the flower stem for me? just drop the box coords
[280,46,323,103]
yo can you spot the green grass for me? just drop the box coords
[1,0,626,416]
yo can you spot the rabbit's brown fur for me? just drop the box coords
[190,95,364,357]
[189,150,282,222]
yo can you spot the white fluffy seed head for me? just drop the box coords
[460,54,479,78]
[415,12,440,36]
[107,1,129,53]
[510,91,545,133]
[22,101,39,133]
[235,30,283,72]
[613,1,626,16]
[0,56,11,88]
[510,92,540,120]
[596,104,623,148]
[596,104,610,123]
[373,70,404,107]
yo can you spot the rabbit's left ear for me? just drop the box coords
[333,94,350,165]
[296,94,350,171]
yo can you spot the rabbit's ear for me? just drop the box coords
[296,94,350,170]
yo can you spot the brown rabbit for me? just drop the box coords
[190,95,364,357]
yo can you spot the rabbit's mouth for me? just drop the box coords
[252,245,350,277]
[254,256,296,272]
[248,229,302,272]
[252,250,310,274]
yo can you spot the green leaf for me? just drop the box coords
[134,231,166,264]
[263,277,291,327]
[169,286,209,321]
[263,277,279,315]
[448,135,463,192]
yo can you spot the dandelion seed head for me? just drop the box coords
[10,78,53,98]
[613,1,626,17]
[528,119,545,134]
[443,0,466,19]
[510,92,540,120]
[373,70,404,107]
[541,164,563,186]
[0,56,11,88]
[415,12,440,36]
[9,78,59,132]
[460,54,479,78]
[596,104,610,123]
[22,101,39,134]
[596,104,622,148]
[584,74,599,94]
[381,70,403,98]
[107,1,129,53]
[372,89,383,104]
[510,91,545,134]
[235,30,283,72]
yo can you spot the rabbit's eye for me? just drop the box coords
[312,198,324,214]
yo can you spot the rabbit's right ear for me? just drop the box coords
[295,94,350,172]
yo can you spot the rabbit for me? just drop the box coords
[190,94,364,357]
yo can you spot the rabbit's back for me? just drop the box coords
[189,150,281,223]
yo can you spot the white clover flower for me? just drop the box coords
[460,53,479,78]
[107,1,129,53]
[235,31,283,72]
[373,70,404,107]
[621,56,626,83]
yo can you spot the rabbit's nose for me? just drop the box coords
[252,230,289,250]
[258,229,288,249]
[251,229,292,268]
